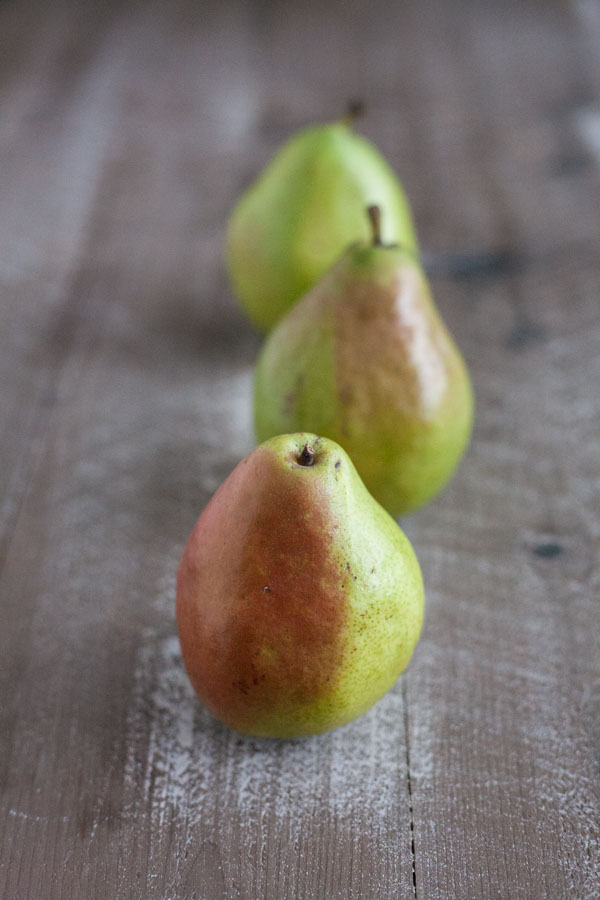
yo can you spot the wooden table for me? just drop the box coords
[1,1,599,897]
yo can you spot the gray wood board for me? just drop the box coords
[0,0,598,897]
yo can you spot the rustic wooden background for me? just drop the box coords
[1,0,599,897]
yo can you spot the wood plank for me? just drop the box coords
[0,1,420,896]
[397,2,600,897]
[0,0,125,559]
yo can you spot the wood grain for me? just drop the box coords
[0,1,598,898]
[400,4,600,897]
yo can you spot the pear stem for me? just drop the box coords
[367,204,382,246]
[343,99,365,128]
[298,443,316,467]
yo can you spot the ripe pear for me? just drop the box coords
[176,433,424,738]
[227,106,418,332]
[254,207,473,518]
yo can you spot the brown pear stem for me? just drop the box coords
[343,99,365,127]
[298,443,316,466]
[367,204,382,246]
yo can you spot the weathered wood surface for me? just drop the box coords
[0,1,598,897]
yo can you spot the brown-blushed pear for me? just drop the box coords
[254,208,473,517]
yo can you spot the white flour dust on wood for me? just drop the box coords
[122,630,412,854]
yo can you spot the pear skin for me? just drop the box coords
[227,116,418,332]
[176,434,424,738]
[254,221,473,518]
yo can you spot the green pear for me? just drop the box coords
[254,207,473,518]
[176,433,424,738]
[227,107,418,332]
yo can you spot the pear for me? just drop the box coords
[227,105,418,332]
[176,433,424,738]
[254,207,473,518]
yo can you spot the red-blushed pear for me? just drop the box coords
[254,207,473,518]
[176,433,424,738]
[227,105,418,332]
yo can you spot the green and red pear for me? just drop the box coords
[176,433,424,738]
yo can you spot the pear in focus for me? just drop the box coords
[227,106,418,332]
[254,207,473,518]
[176,433,424,738]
